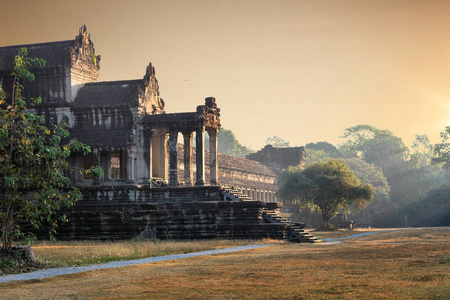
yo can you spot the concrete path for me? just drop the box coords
[0,244,272,283]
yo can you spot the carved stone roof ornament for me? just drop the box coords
[142,62,165,114]
[70,25,101,75]
[197,97,221,129]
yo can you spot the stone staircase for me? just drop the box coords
[263,207,319,243]
[220,186,320,243]
[220,186,252,201]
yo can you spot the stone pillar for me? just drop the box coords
[92,148,101,185]
[140,128,152,184]
[207,128,219,185]
[168,128,179,187]
[195,127,205,186]
[182,130,194,186]
[159,133,169,183]
[100,151,110,182]
[127,149,134,183]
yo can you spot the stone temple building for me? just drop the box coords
[0,26,315,242]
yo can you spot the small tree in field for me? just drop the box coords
[278,159,374,230]
[0,48,95,257]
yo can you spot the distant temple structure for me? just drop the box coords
[0,26,316,242]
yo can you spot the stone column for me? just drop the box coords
[195,127,205,186]
[182,130,194,186]
[127,149,134,183]
[100,151,110,182]
[140,128,153,184]
[168,128,179,187]
[93,148,101,185]
[159,133,169,183]
[207,128,219,185]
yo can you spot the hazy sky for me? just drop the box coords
[2,0,450,150]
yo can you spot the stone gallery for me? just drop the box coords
[0,26,317,242]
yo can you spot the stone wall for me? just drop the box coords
[53,185,289,240]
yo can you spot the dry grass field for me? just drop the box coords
[0,227,449,299]
[30,239,276,269]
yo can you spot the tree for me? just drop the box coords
[339,124,409,178]
[432,126,450,170]
[0,48,95,256]
[305,142,341,164]
[278,159,374,230]
[265,135,291,148]
[205,128,253,157]
[411,134,434,167]
[343,158,391,225]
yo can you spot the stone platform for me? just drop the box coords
[54,185,292,241]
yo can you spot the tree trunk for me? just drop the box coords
[318,209,336,231]
[0,246,36,264]
[322,218,332,229]
[1,196,14,251]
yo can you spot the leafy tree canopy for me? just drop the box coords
[432,126,450,170]
[278,159,374,230]
[265,135,291,148]
[339,124,409,178]
[0,48,95,254]
[343,158,392,225]
[205,128,253,158]
[305,142,341,164]
[410,134,434,168]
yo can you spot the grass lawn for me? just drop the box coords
[0,227,449,299]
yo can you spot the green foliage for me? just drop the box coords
[384,163,450,226]
[265,135,291,148]
[278,159,374,229]
[344,158,390,199]
[0,48,92,252]
[432,126,450,170]
[343,158,392,225]
[410,134,434,167]
[305,142,342,164]
[303,125,450,228]
[339,124,409,178]
[405,188,450,226]
[206,128,253,157]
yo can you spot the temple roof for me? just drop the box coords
[73,80,143,107]
[0,40,73,70]
[217,153,277,177]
